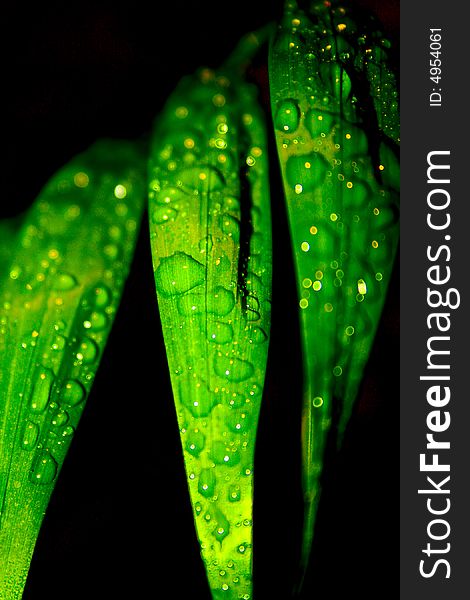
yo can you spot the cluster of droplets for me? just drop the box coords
[270,0,399,413]
[0,140,144,519]
[277,1,399,143]
[149,66,271,596]
[24,280,115,486]
[208,554,253,600]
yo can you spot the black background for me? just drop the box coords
[3,1,399,598]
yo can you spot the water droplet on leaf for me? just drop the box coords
[30,451,58,485]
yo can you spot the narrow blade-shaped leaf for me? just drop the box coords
[0,139,146,598]
[149,59,272,598]
[269,0,399,584]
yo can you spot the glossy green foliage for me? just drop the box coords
[0,140,146,598]
[149,56,272,599]
[269,0,399,583]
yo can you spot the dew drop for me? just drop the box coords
[285,153,328,193]
[83,310,108,331]
[155,252,205,297]
[185,429,206,457]
[347,180,371,208]
[246,310,260,322]
[103,244,119,261]
[227,409,251,433]
[208,287,235,317]
[338,125,368,157]
[210,441,240,467]
[54,320,66,332]
[198,468,216,498]
[108,224,123,241]
[51,334,66,352]
[60,379,86,407]
[30,367,54,414]
[213,511,230,542]
[224,196,240,211]
[177,293,204,316]
[221,214,240,243]
[152,206,178,224]
[228,485,241,502]
[30,451,58,485]
[247,325,267,345]
[245,295,260,313]
[305,110,335,138]
[371,205,398,230]
[178,166,225,192]
[59,425,75,443]
[73,171,89,188]
[207,322,233,344]
[214,353,254,383]
[212,93,226,107]
[51,409,69,428]
[357,279,367,295]
[52,272,78,291]
[76,337,99,364]
[9,265,21,280]
[155,186,187,205]
[245,272,263,297]
[182,388,217,418]
[22,421,39,451]
[177,287,235,318]
[274,99,300,133]
[114,184,127,199]
[92,285,112,309]
[312,280,322,291]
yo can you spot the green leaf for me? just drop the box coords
[148,49,272,599]
[0,139,146,598]
[269,0,399,587]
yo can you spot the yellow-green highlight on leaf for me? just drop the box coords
[269,0,399,590]
[0,139,146,599]
[148,41,272,600]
